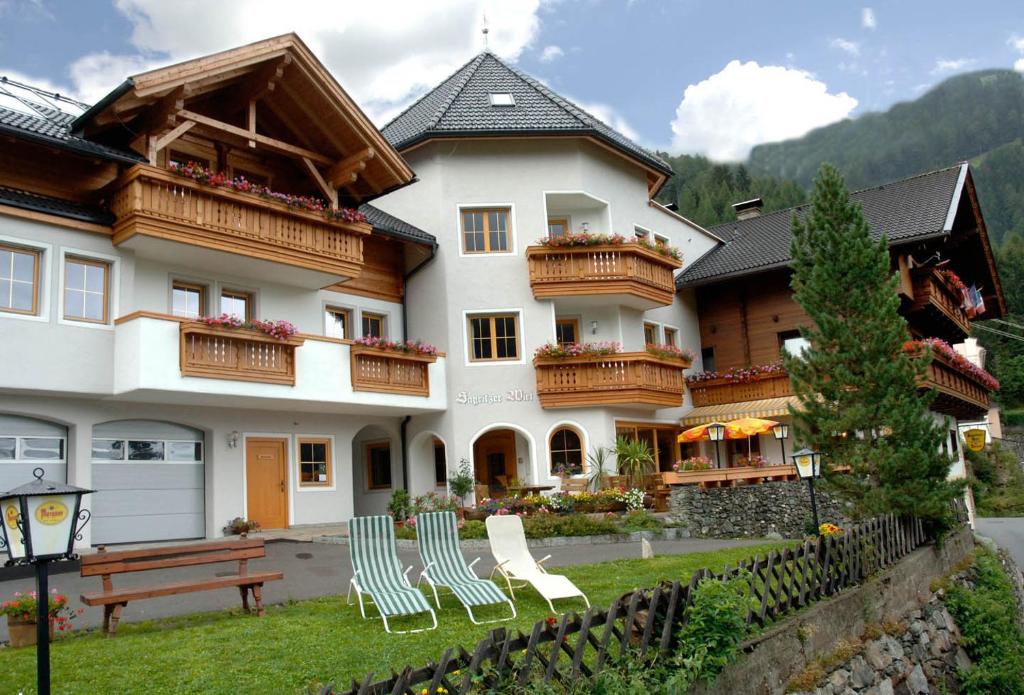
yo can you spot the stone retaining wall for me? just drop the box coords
[669,479,850,539]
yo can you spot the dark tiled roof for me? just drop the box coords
[382,52,672,176]
[360,204,435,246]
[0,104,143,164]
[678,164,965,287]
[0,185,115,225]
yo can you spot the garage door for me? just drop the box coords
[91,420,205,545]
[0,414,67,492]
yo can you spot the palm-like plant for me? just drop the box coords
[614,436,654,488]
[586,446,614,491]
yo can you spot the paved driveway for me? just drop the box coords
[0,536,769,641]
[975,517,1024,566]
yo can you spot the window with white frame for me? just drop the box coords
[0,436,65,462]
[91,438,203,462]
[64,256,109,323]
[0,243,40,315]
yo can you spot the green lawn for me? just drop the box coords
[0,543,787,694]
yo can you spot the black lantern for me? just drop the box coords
[772,423,790,465]
[791,448,822,534]
[0,468,92,695]
[707,422,726,469]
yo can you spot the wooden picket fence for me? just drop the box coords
[336,502,967,695]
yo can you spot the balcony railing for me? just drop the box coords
[907,268,971,340]
[525,244,681,307]
[534,352,689,408]
[925,350,991,418]
[351,346,437,397]
[110,165,370,280]
[179,322,304,385]
[687,372,794,407]
[662,464,799,487]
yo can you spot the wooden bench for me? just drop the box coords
[643,474,671,512]
[79,535,283,636]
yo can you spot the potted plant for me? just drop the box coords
[586,446,614,491]
[614,436,654,489]
[388,489,411,526]
[447,459,475,518]
[1,590,80,647]
[224,517,261,535]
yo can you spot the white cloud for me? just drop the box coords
[861,7,876,29]
[931,57,975,75]
[669,60,858,161]
[830,38,860,56]
[539,45,564,62]
[1010,35,1024,72]
[573,98,640,142]
[1016,58,1024,73]
[18,0,545,123]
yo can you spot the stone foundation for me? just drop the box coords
[668,479,850,539]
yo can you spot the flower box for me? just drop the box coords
[7,616,54,648]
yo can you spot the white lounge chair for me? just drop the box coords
[485,514,590,613]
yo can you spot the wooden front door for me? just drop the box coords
[245,438,288,529]
[474,430,517,493]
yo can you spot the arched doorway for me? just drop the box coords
[471,426,534,497]
[408,431,447,498]
[351,425,398,517]
[91,419,205,545]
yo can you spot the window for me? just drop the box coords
[433,440,446,486]
[643,322,658,346]
[555,318,580,347]
[701,347,716,373]
[172,281,206,319]
[949,430,959,457]
[550,427,583,476]
[548,217,570,239]
[0,436,66,462]
[366,441,392,490]
[778,329,809,357]
[325,306,352,339]
[654,233,670,246]
[489,93,516,106]
[0,244,39,315]
[461,208,511,254]
[64,257,109,323]
[220,289,253,320]
[634,226,650,241]
[91,438,202,463]
[299,438,332,487]
[468,313,520,361]
[362,312,385,338]
[663,327,678,347]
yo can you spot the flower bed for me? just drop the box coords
[199,314,298,341]
[353,336,439,357]
[686,361,786,384]
[533,231,682,261]
[904,338,1000,390]
[169,162,367,224]
[393,510,665,541]
[533,341,622,360]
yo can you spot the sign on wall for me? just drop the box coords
[963,428,987,453]
[455,389,535,406]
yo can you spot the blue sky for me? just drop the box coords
[2,1,1023,160]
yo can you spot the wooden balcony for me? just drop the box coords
[350,346,438,397]
[907,268,971,341]
[110,165,371,286]
[179,322,305,385]
[924,350,991,418]
[687,372,794,407]
[525,244,682,309]
[534,352,689,408]
[663,464,798,487]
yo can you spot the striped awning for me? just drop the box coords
[681,396,800,425]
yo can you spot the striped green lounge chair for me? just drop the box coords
[347,515,437,634]
[416,511,516,625]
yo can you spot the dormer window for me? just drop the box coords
[489,92,516,107]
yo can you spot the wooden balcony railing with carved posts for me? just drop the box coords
[687,371,794,407]
[525,244,682,307]
[110,165,370,278]
[923,349,991,418]
[179,322,305,385]
[350,346,437,397]
[907,268,971,341]
[534,352,690,408]
[662,464,799,487]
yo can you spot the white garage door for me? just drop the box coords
[91,420,205,545]
[0,414,67,492]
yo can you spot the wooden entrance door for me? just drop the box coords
[245,438,288,529]
[474,430,517,494]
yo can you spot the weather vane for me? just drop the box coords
[482,13,489,50]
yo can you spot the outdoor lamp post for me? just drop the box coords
[791,448,822,534]
[0,468,93,695]
[772,423,790,464]
[707,423,726,469]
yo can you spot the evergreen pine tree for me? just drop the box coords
[785,164,962,527]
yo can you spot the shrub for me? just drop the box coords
[393,518,487,541]
[224,517,260,535]
[522,513,619,539]
[448,459,475,505]
[945,549,1024,695]
[618,510,662,532]
[387,489,410,520]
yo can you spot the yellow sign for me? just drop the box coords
[34,499,68,526]
[963,429,987,453]
[4,504,18,530]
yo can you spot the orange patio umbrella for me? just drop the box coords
[677,421,733,443]
[726,417,779,437]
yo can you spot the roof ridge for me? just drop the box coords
[426,52,491,133]
[381,52,487,131]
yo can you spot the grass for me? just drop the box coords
[0,543,788,695]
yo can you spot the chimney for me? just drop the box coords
[732,197,763,220]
